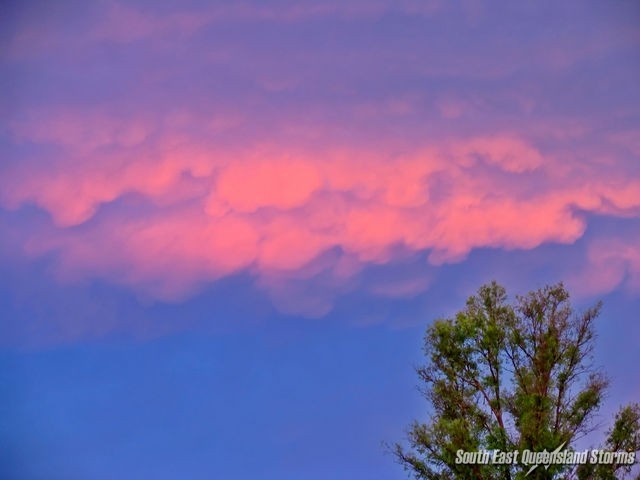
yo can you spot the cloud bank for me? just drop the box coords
[2,0,640,317]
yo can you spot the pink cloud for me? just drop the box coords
[10,108,152,151]
[2,107,640,315]
[24,210,260,301]
[571,234,640,297]
[213,158,323,213]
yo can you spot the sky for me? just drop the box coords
[1,0,639,478]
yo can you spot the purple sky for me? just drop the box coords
[1,1,640,479]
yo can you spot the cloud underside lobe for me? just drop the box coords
[2,0,640,316]
[3,124,640,315]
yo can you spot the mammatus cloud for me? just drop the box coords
[3,108,640,315]
[572,234,640,297]
[2,1,639,317]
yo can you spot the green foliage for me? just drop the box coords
[394,282,639,480]
[576,404,640,480]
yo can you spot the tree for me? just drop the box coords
[393,282,639,480]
